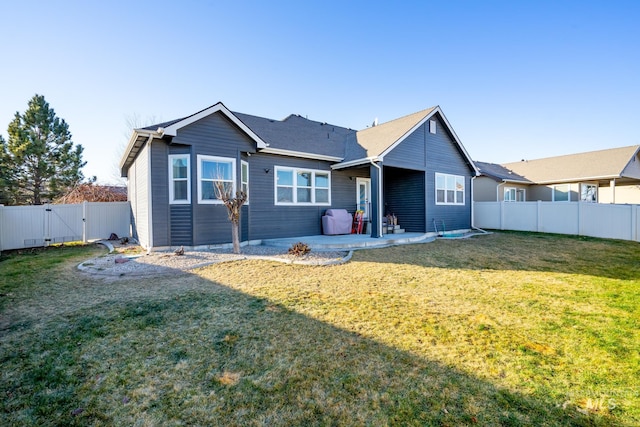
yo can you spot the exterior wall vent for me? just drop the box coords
[429,119,436,134]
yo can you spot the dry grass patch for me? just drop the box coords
[195,232,640,425]
[1,232,639,426]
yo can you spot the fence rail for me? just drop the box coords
[0,202,131,251]
[474,201,640,242]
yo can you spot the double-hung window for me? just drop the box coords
[275,167,331,205]
[197,155,235,204]
[552,184,570,202]
[241,160,249,203]
[435,173,465,205]
[504,187,525,202]
[169,154,190,204]
[581,183,597,202]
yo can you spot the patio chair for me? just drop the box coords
[322,209,352,235]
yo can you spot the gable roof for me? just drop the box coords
[353,107,436,159]
[338,106,478,174]
[503,145,640,184]
[159,102,268,148]
[475,161,531,183]
[121,102,478,176]
[120,102,269,175]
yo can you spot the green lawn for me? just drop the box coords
[1,233,639,426]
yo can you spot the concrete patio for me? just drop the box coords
[261,232,435,250]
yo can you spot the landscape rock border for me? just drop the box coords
[78,240,352,279]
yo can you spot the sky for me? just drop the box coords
[1,0,639,184]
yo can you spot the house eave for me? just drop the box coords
[534,174,622,185]
[119,129,163,177]
[501,178,532,185]
[331,157,380,170]
[259,147,343,162]
[620,145,640,178]
[478,174,531,184]
[163,102,268,149]
[119,102,271,178]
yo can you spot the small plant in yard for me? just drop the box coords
[287,241,310,257]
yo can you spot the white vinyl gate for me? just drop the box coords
[0,202,131,251]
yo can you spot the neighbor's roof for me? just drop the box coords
[474,161,531,183]
[503,145,640,184]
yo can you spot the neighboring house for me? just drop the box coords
[474,162,532,202]
[475,145,640,203]
[120,102,478,250]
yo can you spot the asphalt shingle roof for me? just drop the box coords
[133,104,469,168]
[233,112,354,158]
[474,161,531,183]
[346,107,436,161]
[503,145,640,183]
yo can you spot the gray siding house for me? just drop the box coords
[120,102,478,250]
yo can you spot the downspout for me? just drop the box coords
[611,178,616,204]
[146,134,154,253]
[369,158,383,238]
[497,181,506,202]
[471,176,476,228]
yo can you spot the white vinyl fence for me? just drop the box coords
[0,202,131,251]
[474,201,640,242]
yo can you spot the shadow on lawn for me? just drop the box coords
[1,274,623,426]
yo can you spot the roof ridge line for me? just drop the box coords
[503,144,640,165]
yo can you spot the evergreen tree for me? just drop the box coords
[0,135,12,205]
[4,95,85,205]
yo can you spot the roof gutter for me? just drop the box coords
[501,179,532,184]
[119,128,165,173]
[260,147,343,162]
[533,174,621,185]
[332,156,380,170]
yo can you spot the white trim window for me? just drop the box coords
[241,160,249,204]
[504,187,525,202]
[552,184,570,202]
[275,166,331,205]
[429,119,437,134]
[197,155,236,204]
[168,154,190,204]
[581,183,597,202]
[435,173,465,205]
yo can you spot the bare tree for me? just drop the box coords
[213,181,247,254]
[111,113,162,185]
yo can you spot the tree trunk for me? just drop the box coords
[231,222,240,254]
[33,178,41,205]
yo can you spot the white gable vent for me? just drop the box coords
[429,119,437,134]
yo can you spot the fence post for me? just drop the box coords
[500,201,505,230]
[44,203,50,247]
[632,205,637,242]
[577,201,582,236]
[537,200,542,232]
[82,201,88,243]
